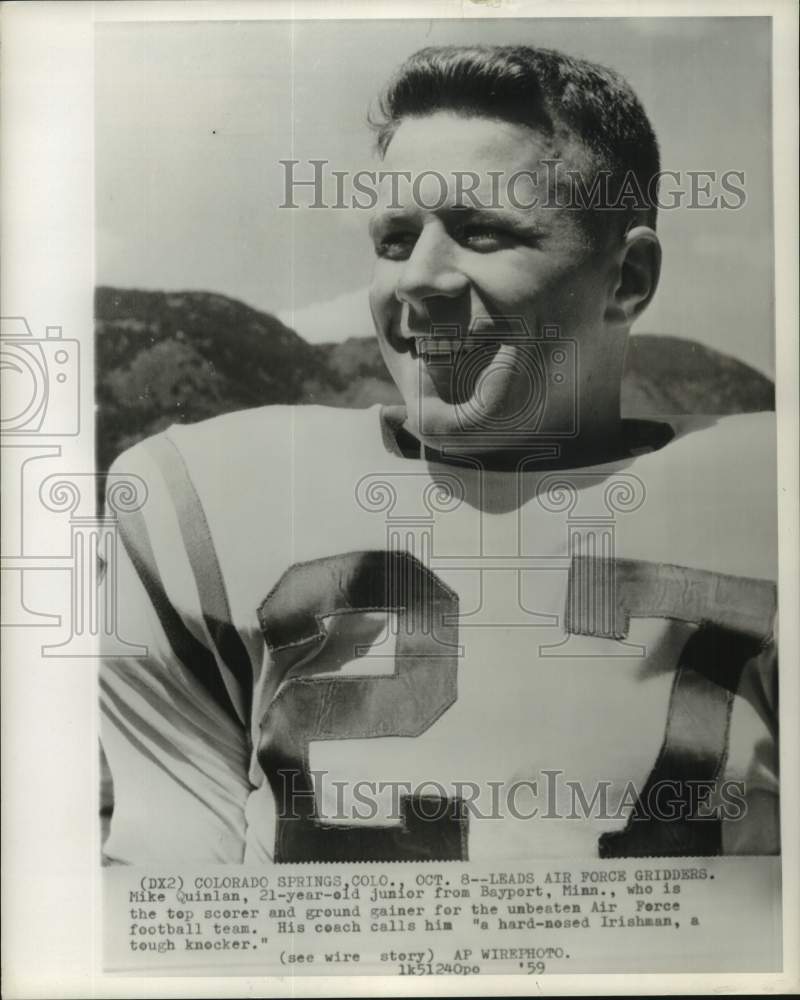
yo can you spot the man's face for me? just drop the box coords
[368,113,620,450]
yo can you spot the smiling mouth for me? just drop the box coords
[411,336,466,364]
[411,333,508,365]
[408,336,505,406]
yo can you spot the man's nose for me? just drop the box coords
[395,224,469,312]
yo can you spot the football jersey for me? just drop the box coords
[100,404,779,864]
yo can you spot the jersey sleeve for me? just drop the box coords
[99,436,252,864]
[722,623,780,855]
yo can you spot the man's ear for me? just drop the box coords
[606,226,661,326]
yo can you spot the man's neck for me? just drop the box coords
[383,408,673,472]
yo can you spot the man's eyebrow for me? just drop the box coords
[368,208,418,236]
[369,204,544,236]
[442,205,545,233]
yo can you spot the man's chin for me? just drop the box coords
[404,394,509,452]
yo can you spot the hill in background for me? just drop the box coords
[96,286,774,473]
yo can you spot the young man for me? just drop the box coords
[100,45,778,864]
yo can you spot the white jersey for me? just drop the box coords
[100,404,779,864]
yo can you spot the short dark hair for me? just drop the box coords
[371,44,660,238]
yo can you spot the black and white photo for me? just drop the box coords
[1,2,797,995]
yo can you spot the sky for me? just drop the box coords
[96,17,774,375]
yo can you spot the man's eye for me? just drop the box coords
[458,226,513,252]
[375,233,417,260]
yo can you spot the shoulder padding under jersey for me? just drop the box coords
[612,412,777,585]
